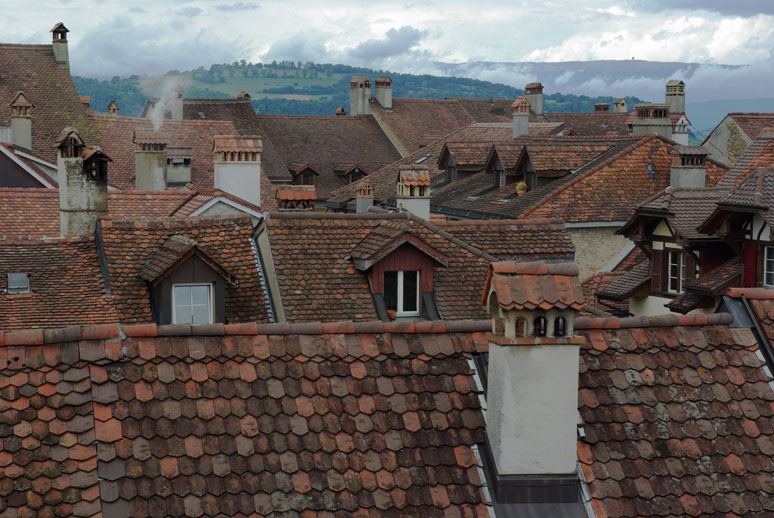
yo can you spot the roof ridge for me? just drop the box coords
[576,311,733,330]
[93,113,234,126]
[0,233,95,244]
[100,213,251,228]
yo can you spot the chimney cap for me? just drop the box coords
[236,90,251,100]
[106,100,119,113]
[82,146,112,162]
[9,91,34,109]
[335,106,346,116]
[398,164,431,187]
[55,127,85,148]
[482,261,584,310]
[666,79,685,87]
[525,82,543,92]
[133,129,170,145]
[350,76,371,88]
[512,96,530,114]
[670,145,710,157]
[50,22,69,34]
[356,181,374,198]
[375,76,392,86]
[212,135,262,153]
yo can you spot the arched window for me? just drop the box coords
[515,318,525,337]
[533,315,547,337]
[554,316,566,337]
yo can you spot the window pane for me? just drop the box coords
[192,305,210,325]
[174,285,191,306]
[175,305,192,325]
[384,271,398,311]
[402,271,418,313]
[191,285,210,306]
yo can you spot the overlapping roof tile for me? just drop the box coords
[483,261,585,311]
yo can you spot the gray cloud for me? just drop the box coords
[177,7,202,16]
[71,16,244,77]
[215,2,259,11]
[261,31,330,63]
[350,26,425,61]
[630,0,774,16]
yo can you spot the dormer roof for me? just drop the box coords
[9,91,33,108]
[349,222,450,271]
[49,22,69,34]
[139,234,236,286]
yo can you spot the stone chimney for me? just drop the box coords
[670,145,709,188]
[349,76,371,116]
[483,261,585,502]
[512,97,530,138]
[107,100,119,114]
[356,180,374,213]
[594,103,610,112]
[170,86,184,120]
[613,98,627,113]
[56,128,110,235]
[213,135,263,207]
[133,129,169,191]
[50,23,69,68]
[374,76,392,110]
[631,104,673,139]
[395,164,431,220]
[165,147,193,187]
[9,92,33,150]
[665,79,685,114]
[335,106,346,116]
[524,82,543,116]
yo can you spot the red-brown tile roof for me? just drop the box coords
[0,43,87,161]
[0,321,492,517]
[399,165,431,187]
[717,130,774,189]
[263,212,574,322]
[0,235,118,330]
[276,184,317,201]
[100,214,268,324]
[212,134,262,153]
[543,111,631,137]
[256,114,401,199]
[483,261,584,310]
[728,113,774,140]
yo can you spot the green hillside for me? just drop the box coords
[74,61,646,117]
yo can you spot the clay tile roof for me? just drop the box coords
[54,126,84,147]
[512,96,530,113]
[441,141,493,169]
[717,128,774,189]
[138,234,236,285]
[212,134,262,153]
[350,223,450,270]
[598,259,650,301]
[0,324,491,517]
[542,111,631,136]
[525,82,543,89]
[276,185,317,201]
[166,146,192,158]
[81,146,111,162]
[399,164,431,186]
[483,260,585,310]
[49,22,68,33]
[728,114,774,140]
[132,128,169,144]
[9,91,33,108]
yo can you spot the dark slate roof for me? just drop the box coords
[0,43,88,162]
[262,212,574,323]
[255,114,402,199]
[0,321,492,518]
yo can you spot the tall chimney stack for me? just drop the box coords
[349,77,371,116]
[133,129,169,191]
[670,145,709,188]
[613,98,627,113]
[56,128,110,235]
[50,23,69,68]
[524,82,543,116]
[213,135,263,207]
[9,92,33,150]
[483,261,585,502]
[355,180,374,213]
[665,79,685,114]
[374,76,392,110]
[631,104,673,140]
[511,97,530,138]
[395,164,431,220]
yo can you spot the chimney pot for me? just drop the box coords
[9,92,34,150]
[374,76,392,110]
[511,97,530,138]
[107,100,119,114]
[524,82,543,116]
[50,22,69,68]
[213,135,263,207]
[355,181,374,213]
[613,98,627,113]
[395,164,430,220]
[349,76,371,116]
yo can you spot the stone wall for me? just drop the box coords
[568,226,630,280]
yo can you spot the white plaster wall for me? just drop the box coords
[568,227,630,280]
[10,118,31,150]
[135,153,167,191]
[487,343,580,475]
[752,214,771,241]
[629,295,671,316]
[214,162,260,208]
[396,197,430,220]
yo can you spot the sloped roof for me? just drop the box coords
[0,235,118,329]
[717,130,774,189]
[138,234,236,285]
[0,321,491,518]
[728,113,774,140]
[263,212,574,323]
[256,114,401,199]
[349,222,450,270]
[440,141,494,169]
[543,111,630,137]
[0,43,88,161]
[598,260,651,301]
[100,214,268,324]
[483,261,584,311]
[701,168,774,235]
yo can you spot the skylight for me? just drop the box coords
[415,155,431,164]
[7,272,30,294]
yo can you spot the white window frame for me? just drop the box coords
[172,283,214,325]
[386,270,421,317]
[667,251,683,294]
[765,246,774,287]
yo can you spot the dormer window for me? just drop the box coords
[172,284,213,325]
[764,247,774,287]
[384,270,419,317]
[7,272,30,294]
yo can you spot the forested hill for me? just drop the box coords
[74,60,646,117]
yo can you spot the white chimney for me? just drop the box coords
[670,145,708,188]
[213,135,263,207]
[483,261,585,492]
[56,128,110,235]
[349,77,371,116]
[355,180,374,213]
[50,23,69,68]
[665,79,685,114]
[9,91,33,150]
[524,82,543,116]
[395,164,430,220]
[613,98,627,113]
[374,76,392,110]
[170,85,184,120]
[512,96,530,138]
[133,129,169,191]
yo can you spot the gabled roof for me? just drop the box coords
[701,168,774,234]
[483,261,584,311]
[0,143,57,188]
[728,113,774,140]
[256,114,401,199]
[597,260,650,301]
[717,129,774,189]
[349,222,450,270]
[0,42,87,161]
[138,234,237,286]
[438,141,493,169]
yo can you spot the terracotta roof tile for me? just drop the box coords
[718,131,774,189]
[543,111,631,137]
[483,261,585,310]
[727,114,774,140]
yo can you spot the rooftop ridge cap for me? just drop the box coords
[92,113,235,126]
[0,43,52,48]
[101,213,251,226]
[433,217,564,226]
[576,311,733,330]
[0,319,493,344]
[409,213,498,262]
[0,233,96,244]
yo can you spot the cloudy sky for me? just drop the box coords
[2,0,773,99]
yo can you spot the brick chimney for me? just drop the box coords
[524,82,543,116]
[355,180,374,213]
[395,164,430,220]
[9,92,33,150]
[50,23,69,68]
[349,76,371,116]
[631,104,672,139]
[374,76,392,110]
[133,129,169,191]
[213,135,263,207]
[56,128,110,235]
[594,103,610,112]
[483,261,585,502]
[107,100,119,114]
[613,98,627,113]
[665,79,685,114]
[670,145,709,188]
[512,97,530,138]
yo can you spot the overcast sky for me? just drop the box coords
[3,0,773,86]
